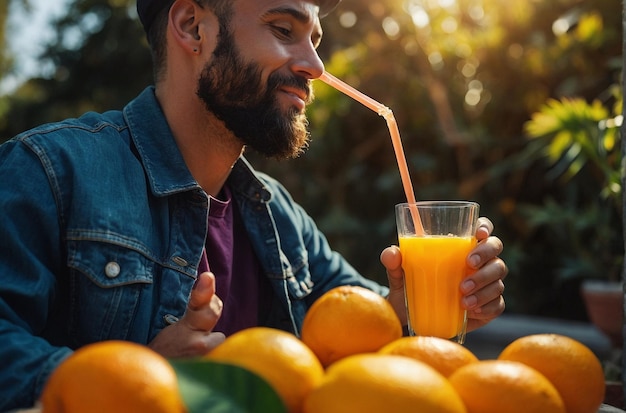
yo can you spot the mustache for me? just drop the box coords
[267,74,314,104]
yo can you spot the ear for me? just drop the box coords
[168,0,212,55]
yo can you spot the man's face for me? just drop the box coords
[196,1,324,159]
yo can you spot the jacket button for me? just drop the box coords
[172,256,189,267]
[299,280,311,293]
[164,314,179,325]
[104,262,121,278]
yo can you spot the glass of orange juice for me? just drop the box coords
[395,201,479,344]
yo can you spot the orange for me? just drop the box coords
[205,327,324,413]
[379,336,479,377]
[303,353,467,413]
[300,285,402,367]
[40,340,186,413]
[448,359,565,413]
[498,333,606,413]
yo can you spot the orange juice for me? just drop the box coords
[399,235,477,340]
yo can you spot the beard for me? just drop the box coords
[196,28,313,159]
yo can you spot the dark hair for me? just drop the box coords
[147,0,233,82]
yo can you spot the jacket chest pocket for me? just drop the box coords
[66,239,155,344]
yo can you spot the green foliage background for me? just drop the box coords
[0,0,623,321]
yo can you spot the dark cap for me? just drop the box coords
[137,0,342,34]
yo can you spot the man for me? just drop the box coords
[0,0,507,409]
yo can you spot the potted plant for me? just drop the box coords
[522,86,623,407]
[523,87,623,348]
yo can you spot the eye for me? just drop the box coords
[271,24,292,39]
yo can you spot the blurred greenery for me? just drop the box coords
[0,0,623,321]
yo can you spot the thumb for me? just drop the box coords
[380,245,408,325]
[380,246,404,292]
[181,272,223,331]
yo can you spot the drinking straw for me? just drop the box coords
[318,71,424,234]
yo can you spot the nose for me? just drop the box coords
[290,41,325,80]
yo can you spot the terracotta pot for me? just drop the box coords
[581,280,624,348]
[604,381,625,409]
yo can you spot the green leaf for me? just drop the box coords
[170,359,287,413]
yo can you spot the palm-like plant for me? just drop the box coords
[526,94,622,207]
[521,86,623,282]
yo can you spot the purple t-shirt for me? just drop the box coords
[197,186,268,336]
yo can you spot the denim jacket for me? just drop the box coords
[0,87,388,410]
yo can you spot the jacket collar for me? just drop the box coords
[123,87,271,202]
[124,87,198,196]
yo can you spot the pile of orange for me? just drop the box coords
[39,285,608,413]
[206,286,607,413]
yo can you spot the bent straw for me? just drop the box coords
[318,71,424,235]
